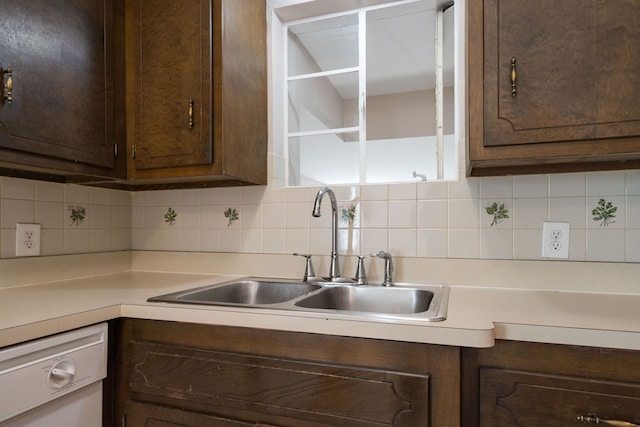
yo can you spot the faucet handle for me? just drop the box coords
[376,251,394,286]
[353,253,376,285]
[293,253,322,282]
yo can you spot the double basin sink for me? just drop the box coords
[148,278,449,321]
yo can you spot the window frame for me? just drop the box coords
[270,0,466,187]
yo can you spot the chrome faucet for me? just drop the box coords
[376,251,394,286]
[312,187,341,281]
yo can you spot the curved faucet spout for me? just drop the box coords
[312,187,340,280]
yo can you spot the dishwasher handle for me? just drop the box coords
[48,359,76,388]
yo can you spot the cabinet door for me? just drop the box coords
[128,0,212,170]
[462,341,640,427]
[128,340,430,427]
[480,368,640,426]
[125,401,279,427]
[483,0,640,147]
[0,0,118,170]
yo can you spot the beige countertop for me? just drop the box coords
[2,254,639,350]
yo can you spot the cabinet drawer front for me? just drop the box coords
[480,368,640,427]
[128,340,429,427]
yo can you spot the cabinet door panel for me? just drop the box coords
[125,401,277,427]
[0,0,116,169]
[128,340,429,427]
[130,0,212,170]
[484,0,640,146]
[480,368,640,427]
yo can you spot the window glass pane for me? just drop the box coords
[288,72,359,133]
[288,132,359,186]
[288,14,359,77]
[365,134,457,183]
[365,1,456,182]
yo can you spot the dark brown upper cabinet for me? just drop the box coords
[0,0,125,180]
[125,0,267,188]
[468,0,640,176]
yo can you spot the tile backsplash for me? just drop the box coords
[0,178,131,258]
[1,170,639,262]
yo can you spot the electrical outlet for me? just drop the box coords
[16,223,41,257]
[542,222,570,259]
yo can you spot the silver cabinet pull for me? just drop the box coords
[578,414,640,426]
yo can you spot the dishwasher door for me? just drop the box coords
[0,323,108,427]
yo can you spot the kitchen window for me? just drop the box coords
[270,0,465,187]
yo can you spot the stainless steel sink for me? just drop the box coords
[148,277,449,321]
[148,279,322,306]
[294,286,432,314]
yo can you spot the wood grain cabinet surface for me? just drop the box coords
[0,0,125,180]
[462,340,640,427]
[468,0,640,176]
[111,319,461,427]
[125,0,267,188]
[125,401,281,427]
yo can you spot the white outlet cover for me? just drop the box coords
[16,223,41,257]
[542,221,570,259]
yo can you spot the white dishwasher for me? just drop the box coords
[0,323,108,427]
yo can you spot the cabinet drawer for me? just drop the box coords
[128,340,429,427]
[480,368,640,426]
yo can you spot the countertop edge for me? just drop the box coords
[2,270,640,351]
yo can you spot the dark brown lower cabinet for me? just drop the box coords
[462,340,640,427]
[112,319,460,427]
[479,368,640,426]
[126,401,280,427]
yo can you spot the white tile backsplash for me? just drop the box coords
[1,177,34,200]
[360,200,388,228]
[549,196,587,228]
[587,229,626,262]
[512,198,547,229]
[418,200,448,229]
[35,181,64,201]
[35,201,64,228]
[587,196,625,229]
[388,200,417,228]
[1,179,131,258]
[449,199,479,229]
[389,229,416,257]
[448,229,479,258]
[417,229,448,258]
[480,176,513,199]
[513,175,548,198]
[549,173,586,197]
[626,230,640,262]
[1,170,639,262]
[480,228,513,259]
[626,171,640,195]
[587,172,626,196]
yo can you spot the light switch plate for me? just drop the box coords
[16,223,41,257]
[542,222,570,259]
